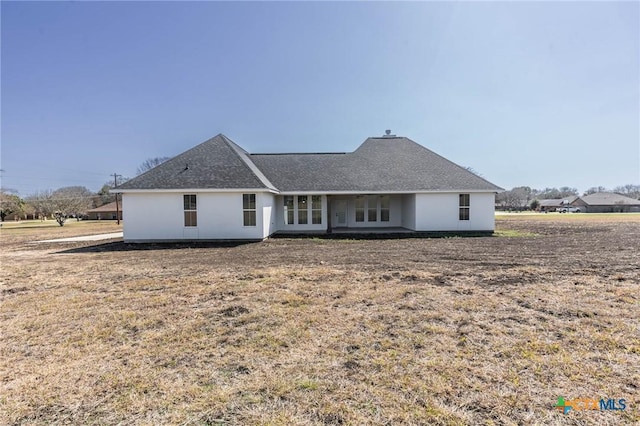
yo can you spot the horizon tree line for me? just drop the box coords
[1,155,638,222]
[496,185,640,211]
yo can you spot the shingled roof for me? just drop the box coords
[578,192,640,206]
[251,136,502,192]
[117,134,276,191]
[86,201,119,213]
[538,196,578,207]
[118,134,502,193]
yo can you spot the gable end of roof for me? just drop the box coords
[219,134,278,191]
[116,134,270,191]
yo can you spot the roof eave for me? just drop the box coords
[112,188,280,194]
[277,189,503,195]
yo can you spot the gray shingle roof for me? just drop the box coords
[251,137,503,192]
[117,134,274,190]
[539,196,578,207]
[118,134,503,192]
[579,192,640,206]
[87,201,119,213]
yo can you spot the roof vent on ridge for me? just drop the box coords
[383,129,396,137]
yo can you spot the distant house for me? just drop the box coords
[5,212,37,221]
[113,133,503,242]
[572,192,640,213]
[538,196,579,212]
[86,201,122,220]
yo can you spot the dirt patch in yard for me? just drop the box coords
[0,216,638,425]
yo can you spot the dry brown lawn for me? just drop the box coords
[1,215,638,425]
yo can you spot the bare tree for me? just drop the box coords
[497,187,531,211]
[53,186,95,223]
[558,187,579,198]
[136,157,171,175]
[536,187,578,199]
[583,186,608,196]
[26,186,95,226]
[25,190,56,220]
[535,188,561,199]
[509,187,530,210]
[613,184,640,200]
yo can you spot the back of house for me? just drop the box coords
[114,133,503,242]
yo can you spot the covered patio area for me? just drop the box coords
[327,194,415,231]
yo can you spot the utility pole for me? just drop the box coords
[112,173,122,225]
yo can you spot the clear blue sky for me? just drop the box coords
[2,1,638,196]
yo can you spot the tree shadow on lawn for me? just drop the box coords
[54,240,259,254]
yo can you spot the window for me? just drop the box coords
[356,195,390,223]
[243,194,256,226]
[298,195,308,224]
[283,195,323,226]
[183,194,197,227]
[459,194,470,221]
[312,195,322,224]
[380,195,390,222]
[284,196,294,225]
[355,197,365,222]
[368,195,378,222]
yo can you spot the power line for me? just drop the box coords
[112,173,122,225]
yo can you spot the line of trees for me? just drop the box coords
[0,157,172,225]
[497,184,640,211]
[1,186,103,226]
[2,156,638,222]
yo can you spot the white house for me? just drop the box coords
[115,133,503,242]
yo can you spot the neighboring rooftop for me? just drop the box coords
[538,196,579,207]
[578,192,640,205]
[117,134,503,193]
[87,201,119,213]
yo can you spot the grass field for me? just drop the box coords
[1,215,638,425]
[0,220,122,244]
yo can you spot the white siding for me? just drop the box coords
[122,191,495,240]
[414,192,495,231]
[122,192,275,241]
[401,194,416,230]
[262,195,275,238]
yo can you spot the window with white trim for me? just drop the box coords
[243,194,256,226]
[284,196,294,225]
[356,195,390,223]
[367,195,377,222]
[298,196,308,224]
[355,196,365,222]
[283,195,322,225]
[311,195,322,224]
[459,194,470,221]
[183,194,197,227]
[380,195,390,222]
